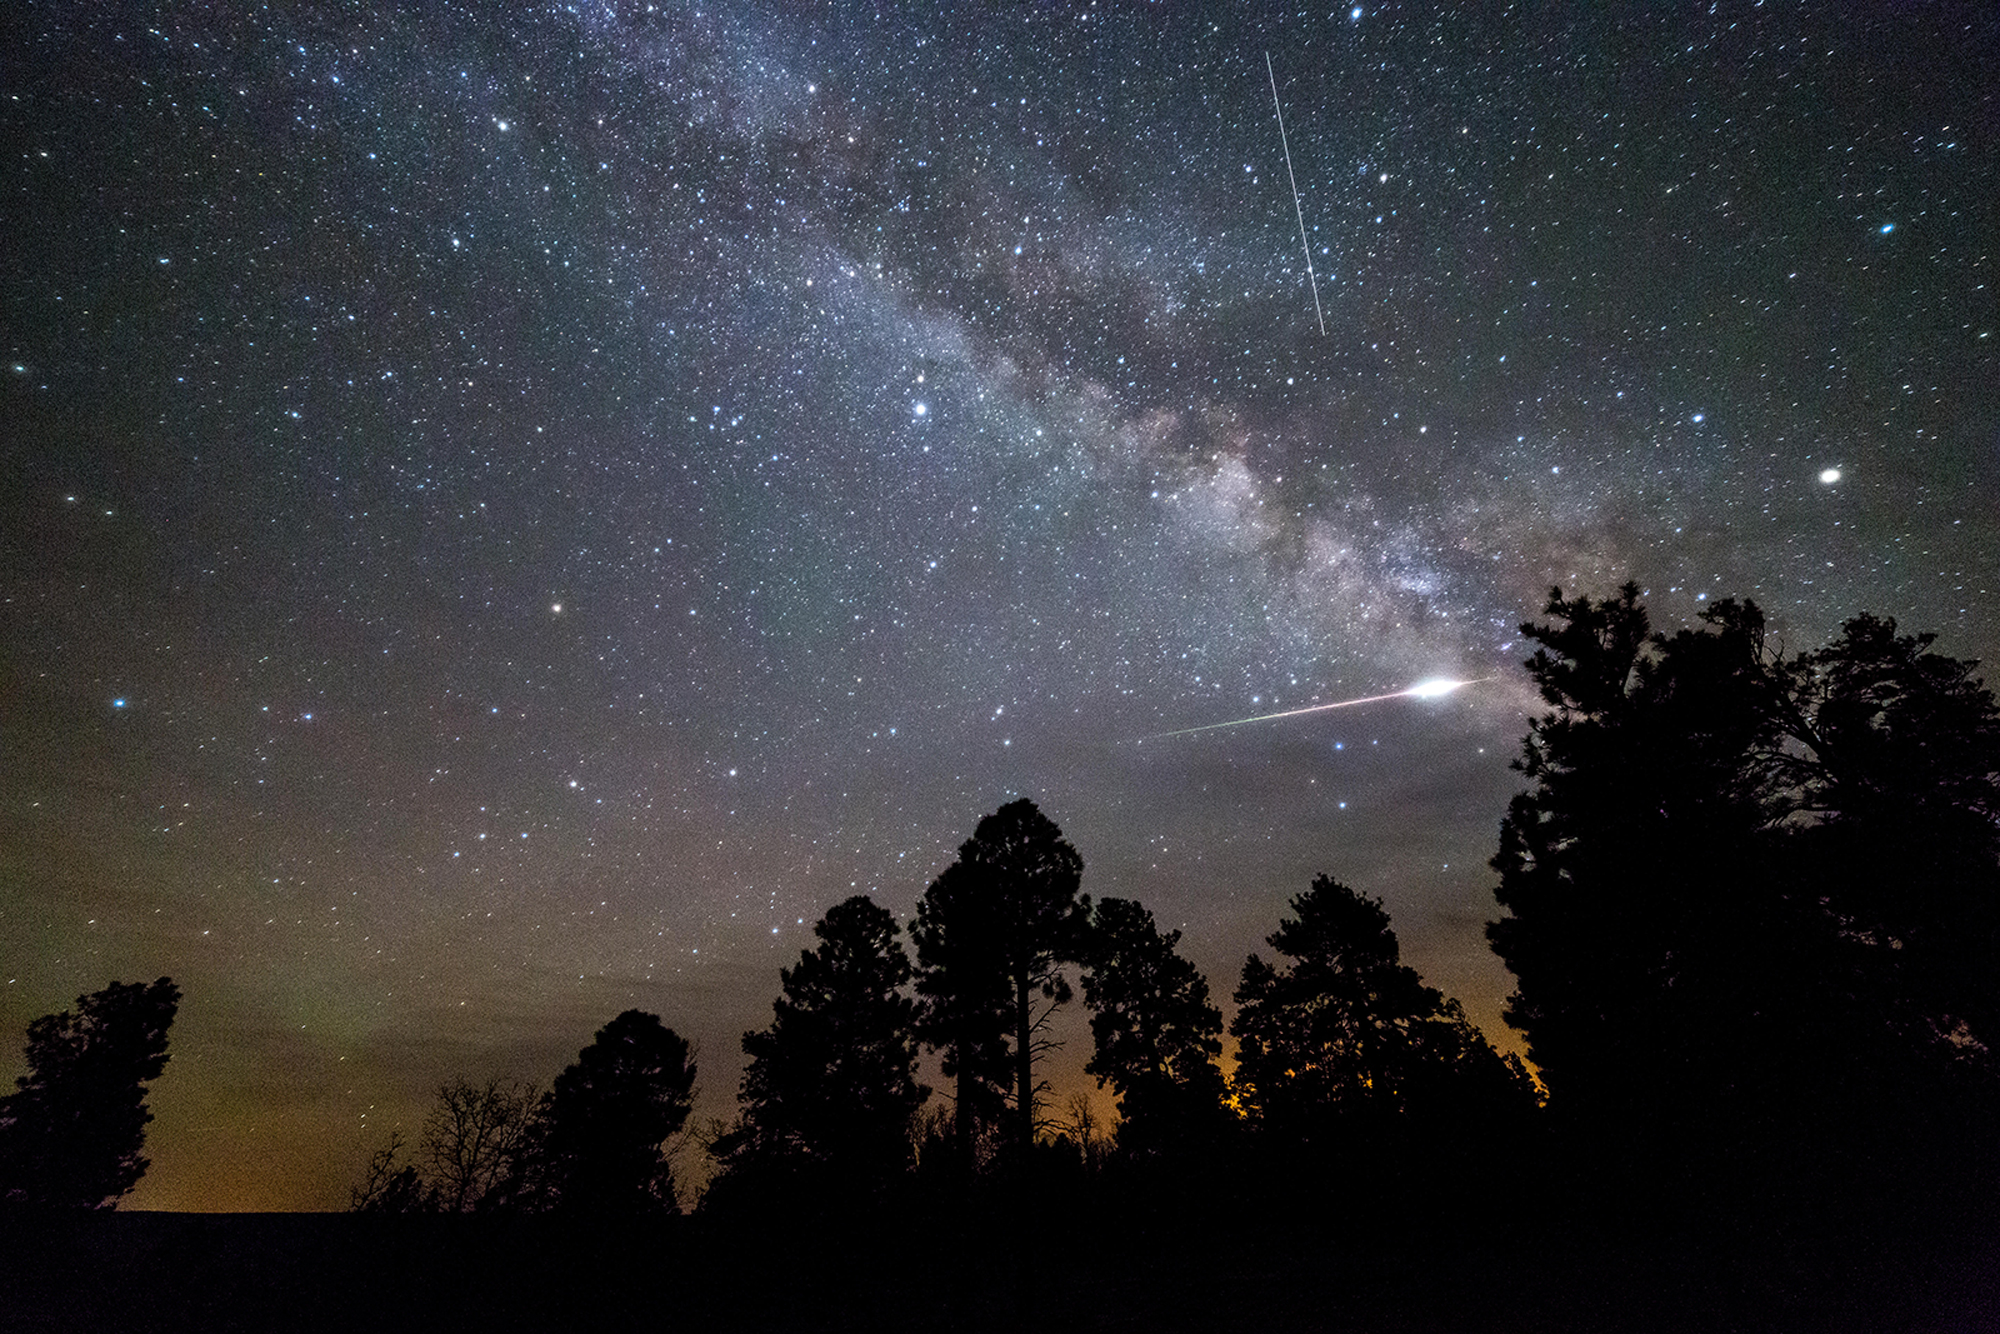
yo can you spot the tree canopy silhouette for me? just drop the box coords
[1079,897,1230,1158]
[912,799,1089,1168]
[713,895,926,1194]
[524,1009,695,1215]
[0,978,181,1208]
[1487,586,2000,1193]
[1234,878,1531,1149]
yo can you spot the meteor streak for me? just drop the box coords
[1143,677,1490,740]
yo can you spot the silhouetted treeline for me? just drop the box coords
[691,589,1999,1254]
[345,589,2000,1268]
[679,804,1537,1239]
[9,586,1996,1323]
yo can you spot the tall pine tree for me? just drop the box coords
[913,800,1089,1167]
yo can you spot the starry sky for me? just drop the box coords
[3,1,1995,1210]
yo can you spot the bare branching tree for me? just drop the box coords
[349,1131,427,1213]
[420,1078,540,1213]
[1060,1091,1109,1173]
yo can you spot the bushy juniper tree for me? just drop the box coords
[1234,878,1531,1147]
[0,978,181,1208]
[1079,897,1230,1158]
[523,1010,696,1215]
[718,895,926,1188]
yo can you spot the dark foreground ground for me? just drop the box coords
[2,1204,1997,1332]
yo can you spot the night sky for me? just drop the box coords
[3,2,1995,1210]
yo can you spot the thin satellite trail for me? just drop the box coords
[1266,53,1326,335]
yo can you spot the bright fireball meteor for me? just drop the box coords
[1143,677,1490,740]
